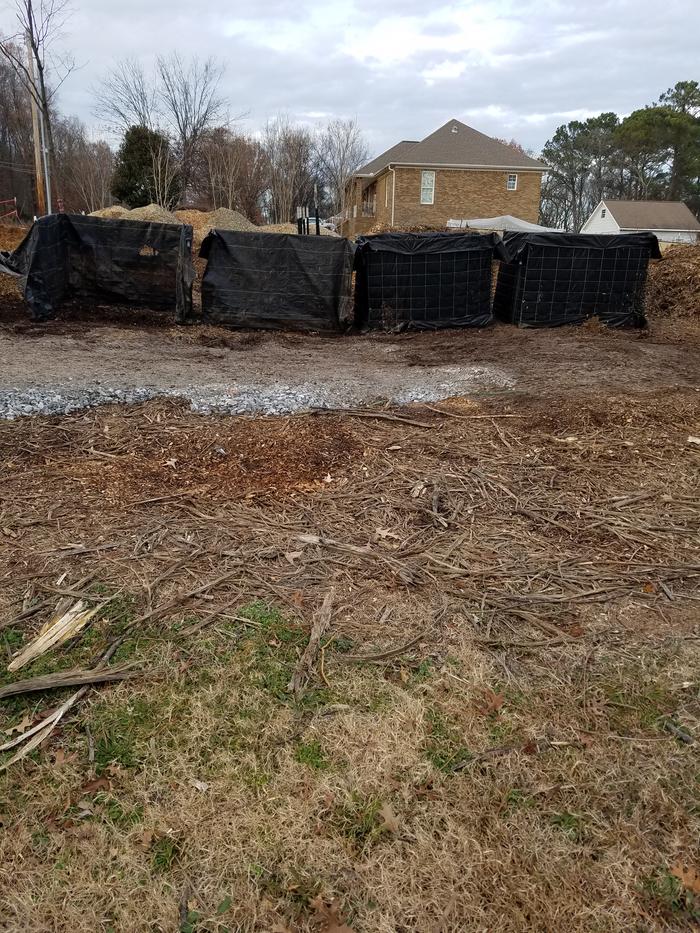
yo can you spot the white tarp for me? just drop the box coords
[447,214,563,233]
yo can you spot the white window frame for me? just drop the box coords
[506,173,518,191]
[420,170,435,205]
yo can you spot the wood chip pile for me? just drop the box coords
[647,245,700,320]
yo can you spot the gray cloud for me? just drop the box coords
[1,0,697,156]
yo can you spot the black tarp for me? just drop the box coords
[353,232,503,330]
[1,213,194,321]
[200,230,354,332]
[493,231,661,328]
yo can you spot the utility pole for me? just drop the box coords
[25,30,47,216]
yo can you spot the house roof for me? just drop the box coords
[603,199,700,231]
[356,119,547,177]
[357,140,419,176]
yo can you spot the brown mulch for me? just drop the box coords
[1,388,698,634]
[647,245,700,320]
[0,400,358,507]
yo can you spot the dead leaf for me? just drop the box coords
[378,801,400,834]
[476,688,505,716]
[1,526,17,538]
[81,776,111,794]
[642,582,657,594]
[190,779,209,793]
[52,748,67,767]
[285,551,303,564]
[290,590,304,608]
[137,828,155,851]
[309,896,355,933]
[6,712,33,736]
[671,861,700,895]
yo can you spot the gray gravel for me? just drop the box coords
[0,364,516,420]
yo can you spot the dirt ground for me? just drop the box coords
[0,318,699,409]
[0,383,699,932]
[1,226,699,930]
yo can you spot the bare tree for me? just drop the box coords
[156,54,225,199]
[314,117,369,216]
[93,58,157,131]
[0,0,76,200]
[53,116,114,212]
[149,135,180,210]
[0,46,35,215]
[192,128,268,220]
[262,115,315,223]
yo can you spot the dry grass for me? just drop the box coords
[1,390,699,931]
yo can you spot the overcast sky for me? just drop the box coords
[2,0,698,156]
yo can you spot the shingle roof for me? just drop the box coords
[356,119,547,177]
[604,200,700,231]
[356,141,419,176]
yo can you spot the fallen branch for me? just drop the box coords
[288,588,335,697]
[313,408,433,429]
[0,662,140,700]
[346,629,427,663]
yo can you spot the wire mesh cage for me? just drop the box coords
[200,230,354,332]
[3,214,194,322]
[493,232,661,328]
[354,232,500,330]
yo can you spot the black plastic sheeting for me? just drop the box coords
[0,213,194,322]
[353,232,504,331]
[200,230,354,332]
[494,232,661,328]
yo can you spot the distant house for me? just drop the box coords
[581,200,700,244]
[340,119,547,238]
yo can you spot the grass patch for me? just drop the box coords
[643,869,700,922]
[90,695,156,773]
[424,708,471,773]
[600,669,676,732]
[332,792,385,851]
[549,810,585,842]
[294,740,329,770]
[151,835,182,873]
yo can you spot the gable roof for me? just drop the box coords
[603,199,700,231]
[356,119,547,177]
[357,140,419,176]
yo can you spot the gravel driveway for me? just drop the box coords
[0,318,698,419]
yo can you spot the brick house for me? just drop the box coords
[340,119,547,237]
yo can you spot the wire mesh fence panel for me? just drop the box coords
[200,230,354,332]
[2,214,194,322]
[354,232,499,330]
[494,232,660,328]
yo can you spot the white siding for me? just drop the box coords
[630,229,698,245]
[581,202,620,234]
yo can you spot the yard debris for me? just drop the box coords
[7,598,103,672]
[288,588,335,697]
[0,662,141,699]
[378,802,400,834]
[646,245,700,320]
[346,629,427,663]
[309,896,355,933]
[671,861,700,895]
[0,687,84,771]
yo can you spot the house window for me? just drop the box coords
[420,170,435,205]
[601,208,607,218]
[507,173,518,191]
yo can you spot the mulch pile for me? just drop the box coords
[0,224,27,302]
[0,400,358,506]
[646,245,700,320]
[367,222,449,235]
